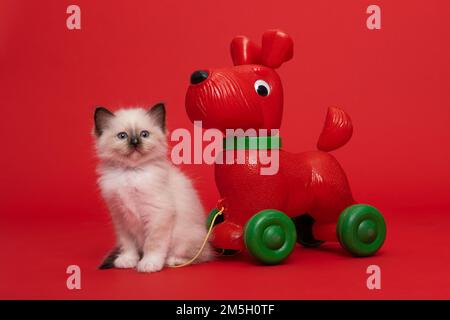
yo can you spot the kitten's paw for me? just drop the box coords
[137,256,164,273]
[114,252,139,269]
[166,256,189,267]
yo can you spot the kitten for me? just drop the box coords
[94,103,212,272]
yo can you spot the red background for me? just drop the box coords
[1,0,449,299]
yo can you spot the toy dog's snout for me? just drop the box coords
[190,70,209,84]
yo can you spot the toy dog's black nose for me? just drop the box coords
[190,70,209,84]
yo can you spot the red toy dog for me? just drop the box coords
[185,30,386,264]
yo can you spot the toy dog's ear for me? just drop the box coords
[230,36,261,66]
[260,30,293,68]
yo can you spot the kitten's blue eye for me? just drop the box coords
[140,130,150,138]
[117,132,128,140]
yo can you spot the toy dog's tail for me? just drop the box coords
[317,107,353,152]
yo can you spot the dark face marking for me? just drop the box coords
[129,135,140,147]
[94,107,115,136]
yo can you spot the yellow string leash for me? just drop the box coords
[171,207,224,268]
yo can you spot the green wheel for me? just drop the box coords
[206,208,224,229]
[337,204,386,257]
[244,209,297,265]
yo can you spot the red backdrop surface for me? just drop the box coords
[0,0,449,299]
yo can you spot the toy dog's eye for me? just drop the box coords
[117,132,128,140]
[140,130,150,138]
[254,80,270,97]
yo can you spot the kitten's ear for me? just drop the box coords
[94,107,115,136]
[147,103,166,133]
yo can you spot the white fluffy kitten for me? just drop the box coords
[94,103,212,272]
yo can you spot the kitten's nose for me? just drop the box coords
[190,70,209,85]
[130,137,139,146]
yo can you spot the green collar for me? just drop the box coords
[223,136,282,150]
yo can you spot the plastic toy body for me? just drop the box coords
[185,30,386,264]
[213,149,354,247]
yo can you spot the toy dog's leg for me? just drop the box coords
[210,221,244,252]
[293,214,325,247]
